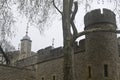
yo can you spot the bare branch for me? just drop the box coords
[113,0,118,11]
[71,1,78,21]
[69,0,74,14]
[0,45,10,64]
[73,28,120,41]
[71,21,78,35]
[85,0,91,12]
[70,1,78,35]
[2,11,7,28]
[0,1,5,9]
[52,0,62,15]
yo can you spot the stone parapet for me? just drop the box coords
[16,47,63,67]
[16,41,86,67]
[84,8,116,29]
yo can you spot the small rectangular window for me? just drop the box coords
[104,64,108,77]
[53,75,55,80]
[42,77,44,80]
[88,66,91,78]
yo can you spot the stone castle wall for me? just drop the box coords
[15,39,86,67]
[15,40,86,80]
[35,49,85,80]
[36,57,64,80]
[16,47,63,67]
[0,64,35,80]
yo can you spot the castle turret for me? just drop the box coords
[84,9,119,80]
[19,32,32,60]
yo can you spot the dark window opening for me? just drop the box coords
[88,66,91,78]
[104,64,108,77]
[118,47,120,57]
[42,77,44,80]
[53,75,55,80]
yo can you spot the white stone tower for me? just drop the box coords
[19,26,32,60]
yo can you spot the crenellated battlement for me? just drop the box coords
[15,41,86,67]
[16,47,63,67]
[84,8,116,29]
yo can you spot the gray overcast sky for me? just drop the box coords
[11,2,85,52]
[12,15,63,52]
[11,1,120,52]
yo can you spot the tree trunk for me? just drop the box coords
[62,0,75,80]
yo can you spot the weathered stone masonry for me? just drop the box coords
[84,9,119,80]
[0,64,35,80]
[1,8,120,80]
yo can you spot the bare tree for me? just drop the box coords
[0,0,15,39]
[15,0,54,33]
[0,0,16,65]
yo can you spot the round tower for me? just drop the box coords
[84,9,119,80]
[19,33,32,60]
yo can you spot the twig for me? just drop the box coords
[52,0,62,15]
[70,1,78,35]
